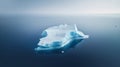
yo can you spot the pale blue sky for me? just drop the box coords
[0,0,120,15]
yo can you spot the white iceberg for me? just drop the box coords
[35,24,89,53]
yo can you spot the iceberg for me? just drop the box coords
[35,24,89,53]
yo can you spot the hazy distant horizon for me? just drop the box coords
[0,0,120,15]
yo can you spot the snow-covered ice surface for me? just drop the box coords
[35,24,89,52]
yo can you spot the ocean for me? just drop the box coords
[0,14,120,67]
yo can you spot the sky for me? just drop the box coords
[0,0,120,15]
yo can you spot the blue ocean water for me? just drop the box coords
[0,14,120,67]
